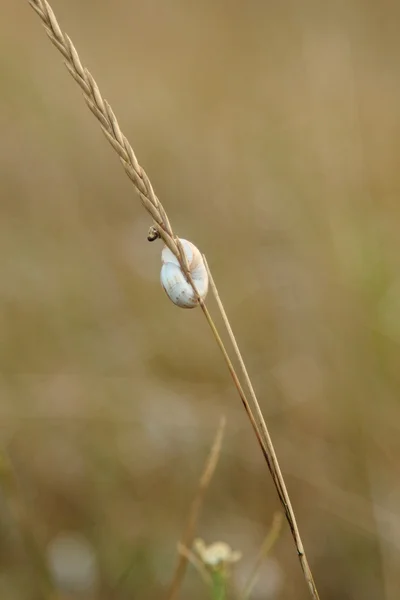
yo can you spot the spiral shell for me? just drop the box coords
[161,239,209,308]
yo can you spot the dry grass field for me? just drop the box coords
[1,1,400,598]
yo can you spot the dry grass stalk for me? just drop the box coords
[27,2,320,598]
[204,258,320,598]
[176,543,212,587]
[168,416,226,600]
[241,512,284,600]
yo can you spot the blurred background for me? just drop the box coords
[1,0,400,598]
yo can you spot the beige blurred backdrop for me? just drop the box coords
[1,1,400,599]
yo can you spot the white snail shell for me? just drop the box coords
[161,239,209,308]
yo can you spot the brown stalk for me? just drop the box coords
[241,512,283,600]
[168,416,226,600]
[26,2,320,599]
[204,258,320,598]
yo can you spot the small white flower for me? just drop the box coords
[193,538,242,568]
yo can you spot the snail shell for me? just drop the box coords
[161,239,209,308]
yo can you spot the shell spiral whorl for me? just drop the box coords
[161,239,209,308]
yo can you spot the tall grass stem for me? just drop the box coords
[27,2,320,598]
[168,417,226,600]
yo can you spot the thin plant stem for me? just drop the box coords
[210,570,227,600]
[241,512,283,600]
[176,543,212,587]
[168,417,226,600]
[26,3,320,598]
[199,301,269,451]
[204,258,320,600]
